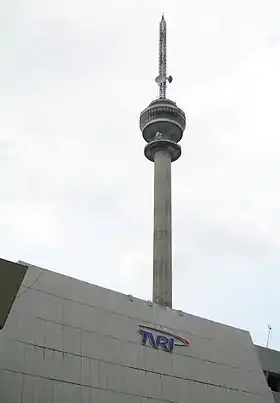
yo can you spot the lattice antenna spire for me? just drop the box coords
[155,14,173,99]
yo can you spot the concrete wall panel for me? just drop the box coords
[256,345,280,374]
[0,370,22,403]
[0,264,274,403]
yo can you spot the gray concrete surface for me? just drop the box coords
[255,345,280,402]
[0,262,275,402]
[256,345,280,375]
[153,150,172,309]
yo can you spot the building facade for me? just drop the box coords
[255,345,280,402]
[0,262,276,402]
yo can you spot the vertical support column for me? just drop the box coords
[153,150,172,308]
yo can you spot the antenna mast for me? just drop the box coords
[155,15,172,99]
[266,325,272,348]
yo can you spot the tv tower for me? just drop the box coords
[140,15,186,309]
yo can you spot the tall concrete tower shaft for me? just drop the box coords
[140,15,186,309]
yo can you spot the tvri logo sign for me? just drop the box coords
[138,325,189,353]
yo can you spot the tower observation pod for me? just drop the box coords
[139,15,186,309]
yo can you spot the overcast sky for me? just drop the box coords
[1,0,280,349]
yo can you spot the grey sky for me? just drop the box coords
[1,0,280,348]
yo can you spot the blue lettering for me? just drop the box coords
[156,335,174,352]
[139,329,175,352]
[139,329,157,348]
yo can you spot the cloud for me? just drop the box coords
[1,0,280,349]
